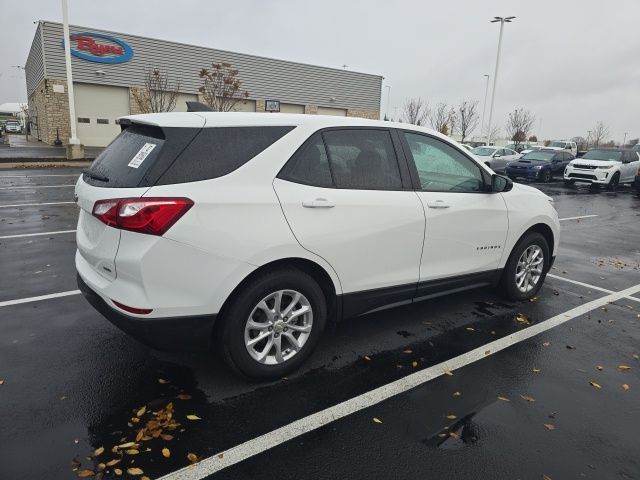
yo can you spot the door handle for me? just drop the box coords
[426,200,450,209]
[302,198,335,208]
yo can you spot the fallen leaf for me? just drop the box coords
[411,361,418,368]
[372,417,383,424]
[135,430,144,442]
[596,365,603,371]
[187,453,199,463]
[98,463,105,470]
[543,341,551,347]
[127,468,144,476]
[116,442,135,449]
[618,365,632,371]
[363,355,371,361]
[484,350,491,355]
[446,414,457,420]
[452,391,461,397]
[162,448,170,458]
[77,470,95,478]
[0,380,4,385]
[176,394,192,401]
[543,475,552,480]
[217,452,224,459]
[158,378,169,384]
[136,406,146,417]
[520,395,536,402]
[622,384,630,391]
[466,327,475,332]
[589,381,601,389]
[142,477,151,480]
[186,414,201,421]
[497,396,510,402]
[94,447,104,457]
[160,434,174,441]
[114,469,122,476]
[105,459,121,467]
[633,354,639,361]
[515,314,530,325]
[125,449,139,455]
[449,431,459,439]
[544,423,556,431]
[403,349,413,354]
[443,369,453,376]
[532,368,541,373]
[566,345,576,350]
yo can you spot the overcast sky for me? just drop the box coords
[1,0,639,142]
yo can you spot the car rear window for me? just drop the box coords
[83,124,294,188]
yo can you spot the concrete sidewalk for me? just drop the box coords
[0,134,102,162]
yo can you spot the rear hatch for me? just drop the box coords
[75,118,204,281]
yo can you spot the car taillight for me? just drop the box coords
[92,197,193,236]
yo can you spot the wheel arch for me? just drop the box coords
[517,223,555,263]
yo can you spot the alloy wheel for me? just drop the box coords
[244,290,313,365]
[515,245,544,293]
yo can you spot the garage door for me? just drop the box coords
[317,106,347,116]
[280,103,305,114]
[231,99,256,112]
[172,93,199,112]
[74,83,129,147]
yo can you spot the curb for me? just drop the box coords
[0,161,92,169]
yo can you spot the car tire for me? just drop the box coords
[607,172,620,191]
[217,268,327,380]
[542,170,552,182]
[498,232,550,301]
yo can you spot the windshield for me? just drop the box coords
[549,142,567,148]
[521,152,555,162]
[582,150,622,161]
[471,147,495,156]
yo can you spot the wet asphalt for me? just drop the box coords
[0,168,639,480]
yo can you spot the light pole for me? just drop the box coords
[61,0,83,159]
[485,16,515,146]
[623,132,628,147]
[587,130,592,149]
[385,85,391,120]
[480,74,490,140]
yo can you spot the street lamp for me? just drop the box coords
[480,74,490,139]
[485,16,516,146]
[385,85,391,120]
[61,0,84,159]
[623,132,628,147]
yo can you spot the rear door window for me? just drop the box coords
[278,133,333,187]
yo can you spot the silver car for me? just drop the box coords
[470,146,520,173]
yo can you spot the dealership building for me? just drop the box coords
[25,21,382,147]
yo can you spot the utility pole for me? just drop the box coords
[480,74,489,140]
[62,0,84,159]
[485,16,515,146]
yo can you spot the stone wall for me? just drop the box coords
[304,104,318,115]
[347,109,380,120]
[28,78,71,145]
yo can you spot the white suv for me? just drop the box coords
[564,148,640,189]
[547,140,578,156]
[75,113,559,379]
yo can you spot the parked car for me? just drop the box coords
[547,140,578,156]
[635,167,640,197]
[470,146,520,172]
[76,113,560,379]
[519,145,544,155]
[460,144,473,152]
[4,120,23,133]
[506,149,574,182]
[564,148,640,189]
[504,143,534,154]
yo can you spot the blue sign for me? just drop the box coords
[62,32,133,64]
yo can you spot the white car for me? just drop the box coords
[4,120,23,133]
[75,113,560,379]
[548,140,578,157]
[470,146,520,172]
[564,148,640,189]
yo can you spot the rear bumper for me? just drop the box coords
[77,273,215,351]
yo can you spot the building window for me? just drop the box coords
[77,118,90,124]
[96,119,109,125]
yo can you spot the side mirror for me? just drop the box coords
[492,174,513,193]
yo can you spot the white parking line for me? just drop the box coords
[0,201,75,208]
[0,174,79,178]
[547,273,614,294]
[0,184,75,190]
[0,290,81,308]
[158,282,640,480]
[559,215,599,222]
[0,229,76,240]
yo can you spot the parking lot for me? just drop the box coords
[1,167,639,480]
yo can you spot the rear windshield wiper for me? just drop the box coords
[83,169,109,182]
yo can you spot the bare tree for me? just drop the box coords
[588,121,609,147]
[430,102,455,135]
[132,68,181,113]
[455,100,479,144]
[198,62,249,112]
[528,135,538,142]
[401,97,429,125]
[505,108,536,149]
[628,138,639,146]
